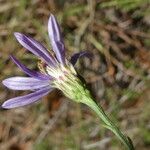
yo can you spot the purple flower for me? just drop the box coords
[1,14,90,109]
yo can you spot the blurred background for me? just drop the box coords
[0,0,150,150]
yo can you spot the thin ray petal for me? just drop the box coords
[14,32,56,66]
[10,55,51,80]
[2,77,50,90]
[2,87,52,109]
[48,14,65,64]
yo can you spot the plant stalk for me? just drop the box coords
[82,96,135,150]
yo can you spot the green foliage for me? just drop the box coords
[99,0,150,16]
[141,128,150,144]
[63,4,86,17]
[139,103,150,145]
[34,139,50,150]
[122,89,139,100]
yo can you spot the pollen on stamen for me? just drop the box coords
[38,60,48,74]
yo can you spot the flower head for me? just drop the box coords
[1,14,90,109]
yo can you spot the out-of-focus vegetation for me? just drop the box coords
[0,0,150,150]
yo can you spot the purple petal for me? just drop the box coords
[70,51,92,66]
[48,14,65,64]
[10,55,51,80]
[1,87,52,109]
[2,77,50,90]
[14,32,56,66]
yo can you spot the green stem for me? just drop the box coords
[82,96,135,150]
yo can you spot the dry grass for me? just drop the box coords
[0,0,150,150]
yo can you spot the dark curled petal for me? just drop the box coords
[48,14,65,64]
[1,87,52,109]
[2,77,50,91]
[70,51,92,66]
[10,55,51,80]
[14,32,56,66]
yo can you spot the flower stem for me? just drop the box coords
[82,96,135,150]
